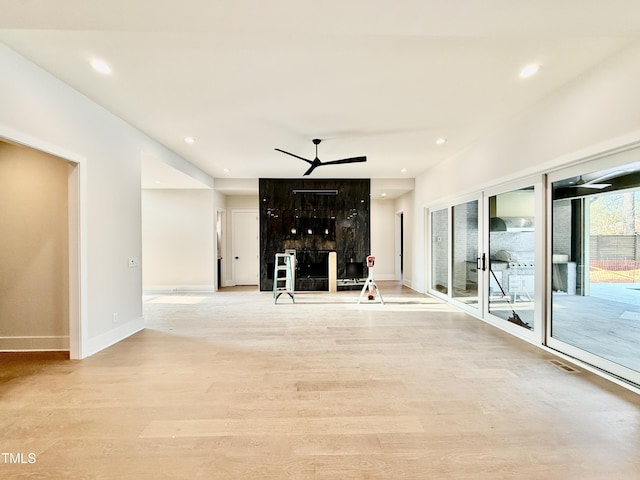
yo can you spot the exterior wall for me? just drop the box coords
[553,200,572,256]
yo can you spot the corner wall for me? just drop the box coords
[0,44,210,358]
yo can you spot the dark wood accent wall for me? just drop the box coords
[259,178,370,291]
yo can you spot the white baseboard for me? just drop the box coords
[375,274,398,281]
[0,336,69,351]
[82,316,144,358]
[143,285,215,293]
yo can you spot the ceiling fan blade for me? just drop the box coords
[274,148,313,165]
[321,156,367,166]
[303,164,318,176]
[581,183,611,189]
[588,170,623,184]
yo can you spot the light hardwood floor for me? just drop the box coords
[1,282,639,479]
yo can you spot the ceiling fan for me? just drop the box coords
[275,138,367,176]
[570,172,620,190]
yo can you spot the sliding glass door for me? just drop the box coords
[450,197,483,315]
[428,180,543,336]
[430,208,449,296]
[548,147,640,385]
[429,198,484,315]
[484,180,543,334]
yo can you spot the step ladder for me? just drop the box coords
[358,255,384,305]
[273,252,295,303]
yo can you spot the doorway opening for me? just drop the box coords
[0,136,83,359]
[232,209,259,286]
[216,209,225,290]
[396,211,404,281]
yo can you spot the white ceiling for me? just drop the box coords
[2,0,640,194]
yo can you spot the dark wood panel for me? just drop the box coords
[259,178,370,291]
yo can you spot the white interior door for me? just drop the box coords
[232,210,259,285]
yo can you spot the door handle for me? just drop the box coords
[477,253,486,271]
[235,256,239,259]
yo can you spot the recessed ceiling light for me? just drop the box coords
[519,64,540,79]
[381,193,387,198]
[436,137,447,145]
[400,168,407,173]
[154,180,161,185]
[184,136,196,144]
[223,168,230,173]
[89,58,112,75]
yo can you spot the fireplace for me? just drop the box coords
[259,178,370,291]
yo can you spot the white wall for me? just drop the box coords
[370,199,396,280]
[0,45,211,358]
[412,40,640,293]
[142,189,214,291]
[395,191,414,288]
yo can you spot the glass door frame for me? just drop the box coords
[425,192,488,318]
[482,175,545,343]
[447,192,485,317]
[426,205,451,302]
[546,147,640,386]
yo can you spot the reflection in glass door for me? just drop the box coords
[487,187,536,330]
[550,155,640,385]
[430,208,449,295]
[451,200,481,310]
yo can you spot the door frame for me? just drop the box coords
[481,174,545,344]
[448,193,485,316]
[426,194,486,316]
[1,126,86,360]
[395,210,404,282]
[546,147,640,385]
[216,208,226,289]
[231,208,259,286]
[425,204,451,302]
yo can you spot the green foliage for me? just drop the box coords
[589,191,639,235]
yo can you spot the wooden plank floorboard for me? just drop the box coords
[1,282,639,478]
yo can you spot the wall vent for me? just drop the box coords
[548,359,580,373]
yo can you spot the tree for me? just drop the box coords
[622,191,636,235]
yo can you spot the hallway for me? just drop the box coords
[1,283,639,478]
